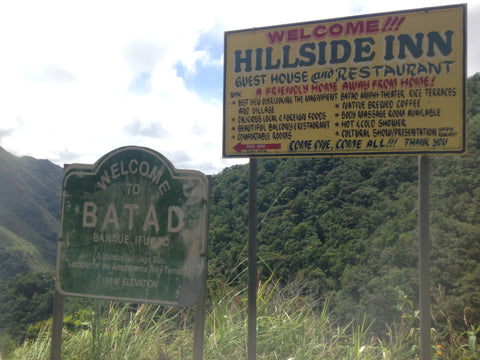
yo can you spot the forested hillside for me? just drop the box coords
[0,74,479,349]
[209,73,480,334]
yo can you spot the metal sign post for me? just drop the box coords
[50,289,64,360]
[419,155,431,360]
[248,158,258,360]
[193,284,207,360]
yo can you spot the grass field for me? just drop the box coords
[4,275,480,360]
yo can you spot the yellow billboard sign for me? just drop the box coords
[223,4,466,157]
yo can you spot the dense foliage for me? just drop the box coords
[209,74,480,336]
[0,272,55,343]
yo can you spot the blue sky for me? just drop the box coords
[178,22,224,104]
[0,0,479,174]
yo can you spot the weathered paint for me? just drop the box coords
[57,146,209,306]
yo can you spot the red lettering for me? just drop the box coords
[287,29,298,42]
[345,21,364,35]
[265,30,285,45]
[300,28,312,41]
[365,20,379,34]
[266,20,381,44]
[329,24,343,37]
[313,25,327,39]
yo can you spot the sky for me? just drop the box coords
[0,0,479,175]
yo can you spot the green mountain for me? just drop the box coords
[0,226,51,279]
[208,74,480,332]
[0,147,62,280]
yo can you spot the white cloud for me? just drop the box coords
[0,0,478,174]
[124,118,167,138]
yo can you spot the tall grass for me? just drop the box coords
[4,275,480,360]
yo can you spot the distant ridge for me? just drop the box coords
[0,147,62,282]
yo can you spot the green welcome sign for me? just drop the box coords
[57,146,209,306]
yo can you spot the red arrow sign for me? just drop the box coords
[233,142,281,153]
